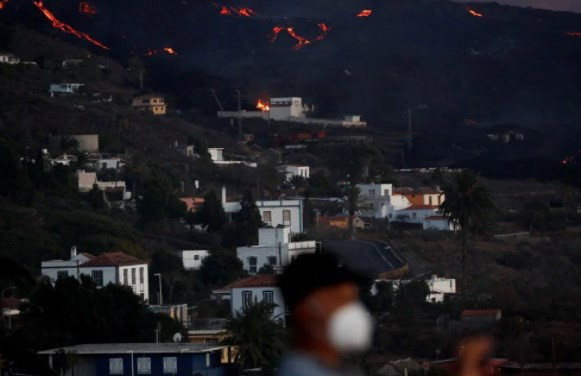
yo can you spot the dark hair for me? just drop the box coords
[278,252,361,311]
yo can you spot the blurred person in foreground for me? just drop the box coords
[277,253,493,376]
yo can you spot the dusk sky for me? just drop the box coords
[453,0,581,13]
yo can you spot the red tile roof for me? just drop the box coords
[228,275,278,289]
[461,309,501,317]
[80,252,96,260]
[81,252,146,267]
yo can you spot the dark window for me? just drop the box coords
[139,267,144,284]
[268,256,277,266]
[242,290,253,308]
[91,270,103,287]
[123,269,128,285]
[283,210,291,225]
[263,290,274,304]
[248,257,257,274]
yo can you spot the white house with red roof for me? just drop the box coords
[41,246,149,302]
[228,275,286,325]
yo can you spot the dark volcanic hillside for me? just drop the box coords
[1,0,581,178]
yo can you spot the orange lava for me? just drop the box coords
[315,22,330,41]
[219,6,230,15]
[0,0,9,10]
[79,1,97,16]
[256,99,270,112]
[33,1,109,50]
[269,23,331,50]
[269,26,284,42]
[214,3,257,17]
[357,9,372,17]
[163,47,177,55]
[286,27,312,50]
[235,7,256,17]
[467,8,483,17]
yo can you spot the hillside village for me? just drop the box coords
[1,14,581,376]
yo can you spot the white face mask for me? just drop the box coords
[326,302,373,354]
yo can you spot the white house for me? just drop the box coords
[280,164,310,180]
[237,227,318,274]
[423,215,456,231]
[376,275,456,303]
[356,183,394,219]
[208,147,257,168]
[50,153,78,166]
[394,205,440,224]
[41,247,149,302]
[269,97,306,121]
[88,156,126,171]
[221,186,304,233]
[180,250,209,270]
[49,83,85,96]
[229,275,286,325]
[0,53,19,65]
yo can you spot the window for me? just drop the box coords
[137,357,151,374]
[139,267,144,284]
[248,257,257,274]
[131,268,136,285]
[412,212,417,219]
[428,196,433,206]
[369,189,375,197]
[268,256,277,266]
[57,271,68,279]
[383,189,389,196]
[263,290,274,304]
[123,269,128,285]
[194,255,200,260]
[92,270,103,287]
[263,211,272,224]
[242,290,253,308]
[152,98,158,103]
[163,357,177,374]
[206,353,211,368]
[283,210,291,225]
[109,358,123,375]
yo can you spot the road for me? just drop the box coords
[323,239,406,277]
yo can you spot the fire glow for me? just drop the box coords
[33,1,109,50]
[269,23,330,50]
[0,0,9,10]
[145,47,178,56]
[256,99,270,112]
[566,32,581,37]
[214,3,257,17]
[163,47,177,55]
[357,9,372,17]
[467,8,483,17]
[79,1,97,16]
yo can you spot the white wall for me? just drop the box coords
[269,97,304,121]
[258,227,291,246]
[423,217,455,231]
[377,276,456,303]
[237,245,285,273]
[181,250,209,270]
[284,165,310,180]
[116,264,149,302]
[208,148,224,162]
[257,200,303,233]
[395,208,439,224]
[356,183,393,219]
[231,286,286,325]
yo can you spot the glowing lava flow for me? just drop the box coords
[0,0,9,10]
[256,99,270,112]
[235,7,256,17]
[79,1,97,16]
[270,23,330,50]
[163,47,177,55]
[566,32,581,37]
[213,3,257,17]
[219,6,230,15]
[33,1,109,50]
[467,8,483,17]
[357,9,372,17]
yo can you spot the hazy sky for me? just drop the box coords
[453,0,581,13]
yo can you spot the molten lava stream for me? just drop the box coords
[357,9,372,17]
[315,23,330,41]
[467,8,483,17]
[163,47,177,55]
[286,27,311,50]
[33,1,109,50]
[269,26,284,43]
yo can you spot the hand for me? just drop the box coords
[457,335,494,376]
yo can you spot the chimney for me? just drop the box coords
[70,245,78,259]
[222,185,227,204]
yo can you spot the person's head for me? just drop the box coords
[279,252,373,355]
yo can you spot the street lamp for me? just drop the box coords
[154,273,163,306]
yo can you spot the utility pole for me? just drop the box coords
[406,106,413,150]
[236,89,242,141]
[139,71,144,91]
[209,89,224,111]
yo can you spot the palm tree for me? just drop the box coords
[225,301,287,372]
[343,185,369,238]
[439,170,494,296]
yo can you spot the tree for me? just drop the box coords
[199,249,243,288]
[196,190,227,232]
[225,301,287,371]
[88,184,106,210]
[343,185,369,238]
[234,190,263,246]
[440,170,494,296]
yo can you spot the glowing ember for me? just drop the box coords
[315,22,330,41]
[357,9,372,17]
[0,0,9,10]
[235,7,256,17]
[467,8,483,17]
[79,1,97,16]
[213,3,257,17]
[269,26,284,42]
[286,27,311,50]
[219,6,230,15]
[33,1,109,50]
[163,47,177,55]
[566,32,581,37]
[256,99,270,112]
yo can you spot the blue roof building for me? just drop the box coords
[38,343,230,376]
